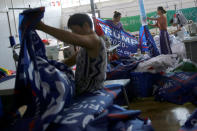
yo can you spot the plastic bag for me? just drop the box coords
[153,35,160,53]
[170,36,186,59]
[154,35,187,60]
[135,54,178,73]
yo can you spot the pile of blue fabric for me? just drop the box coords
[0,7,154,131]
[154,72,197,105]
[107,57,162,98]
[107,58,141,80]
[107,57,197,104]
[130,72,162,97]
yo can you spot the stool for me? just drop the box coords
[104,79,131,109]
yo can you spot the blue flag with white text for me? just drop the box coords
[96,18,139,57]
[139,25,160,57]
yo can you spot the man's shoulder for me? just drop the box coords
[88,33,103,49]
[162,15,167,19]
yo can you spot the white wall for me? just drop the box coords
[0,0,61,70]
[0,0,196,70]
[61,0,196,28]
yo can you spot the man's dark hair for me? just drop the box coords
[113,11,121,18]
[157,6,166,14]
[67,13,93,29]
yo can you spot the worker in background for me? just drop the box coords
[170,18,188,38]
[36,13,107,96]
[107,11,124,30]
[103,11,123,61]
[147,6,172,54]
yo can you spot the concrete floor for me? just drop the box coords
[131,98,196,131]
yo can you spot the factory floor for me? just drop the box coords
[131,98,196,131]
[7,51,197,130]
[5,93,197,131]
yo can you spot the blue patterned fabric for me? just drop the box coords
[0,7,155,131]
[96,18,139,57]
[10,82,153,131]
[139,25,160,57]
[130,72,162,97]
[106,105,154,131]
[9,85,121,131]
[180,109,197,131]
[46,85,122,131]
[46,98,154,131]
[5,7,75,130]
[155,72,197,105]
[107,58,140,80]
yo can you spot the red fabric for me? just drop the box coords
[95,20,104,36]
[42,39,49,45]
[109,54,119,61]
[72,65,76,71]
[42,39,48,43]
